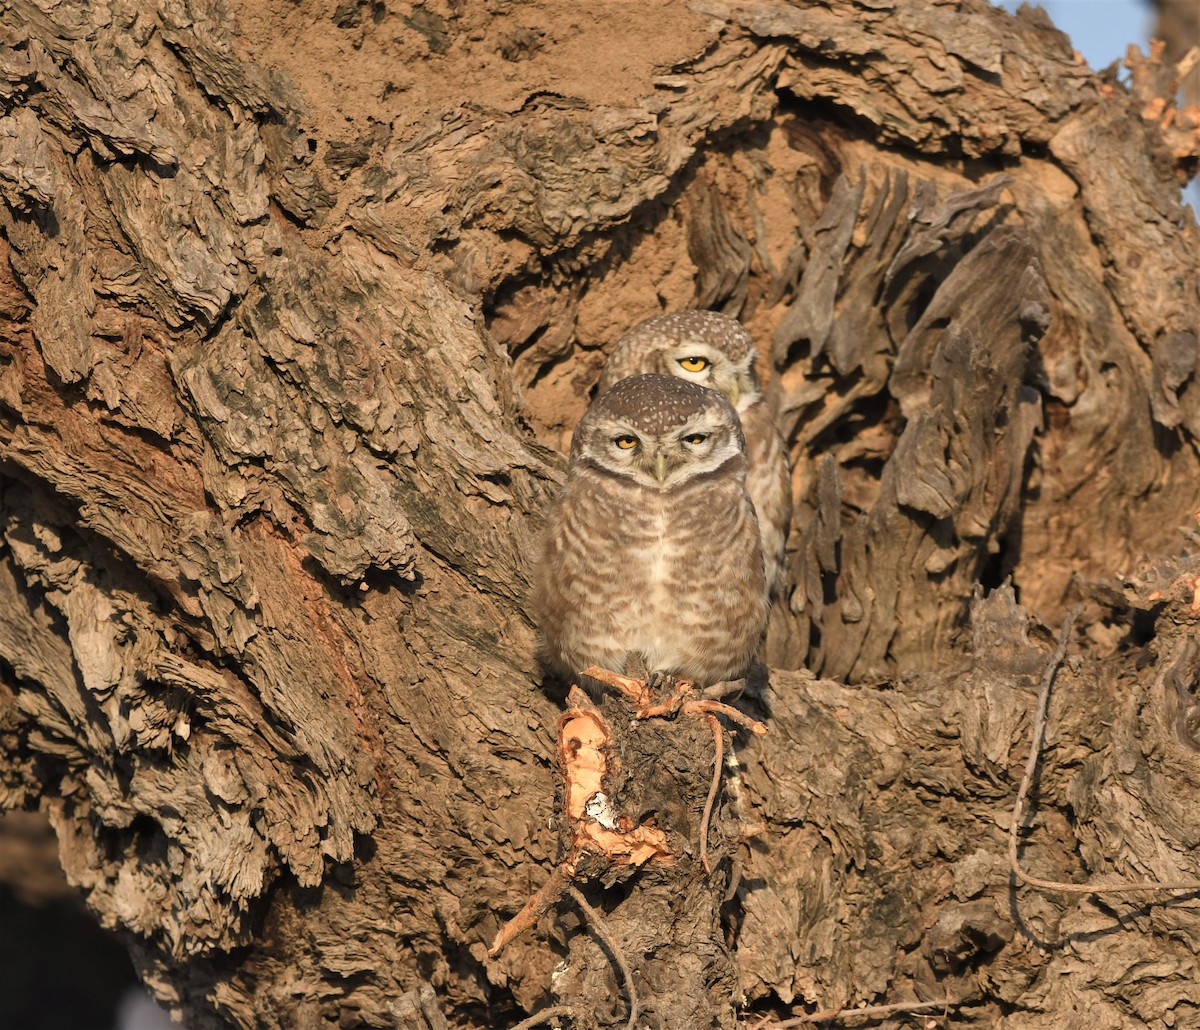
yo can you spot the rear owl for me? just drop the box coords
[533,374,769,688]
[598,311,792,598]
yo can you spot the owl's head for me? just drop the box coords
[571,373,747,491]
[598,310,762,413]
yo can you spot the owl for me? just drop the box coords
[598,310,792,598]
[533,373,769,688]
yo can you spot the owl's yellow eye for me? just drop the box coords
[683,433,708,446]
[614,435,638,450]
[678,356,710,373]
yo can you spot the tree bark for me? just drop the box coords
[2,0,1200,1027]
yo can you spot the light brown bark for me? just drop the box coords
[2,1,1200,1027]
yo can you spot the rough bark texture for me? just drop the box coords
[2,0,1200,1027]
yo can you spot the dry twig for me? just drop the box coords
[497,887,638,1030]
[700,713,724,874]
[489,863,575,957]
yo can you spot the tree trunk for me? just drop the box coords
[2,0,1200,1027]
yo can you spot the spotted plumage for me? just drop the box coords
[598,310,793,597]
[533,374,769,687]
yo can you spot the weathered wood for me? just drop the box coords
[2,0,1200,1027]
[741,574,1200,1024]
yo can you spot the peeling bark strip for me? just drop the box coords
[2,0,1200,1027]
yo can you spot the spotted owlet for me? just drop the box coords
[533,373,769,688]
[598,310,792,597]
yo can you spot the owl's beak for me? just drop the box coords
[654,450,669,483]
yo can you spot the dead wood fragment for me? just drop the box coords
[488,862,577,961]
[492,670,756,1024]
[489,684,673,959]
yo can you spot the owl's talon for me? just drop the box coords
[645,671,688,695]
[636,678,694,719]
[580,664,651,705]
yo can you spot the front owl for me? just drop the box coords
[533,373,769,689]
[598,310,793,599]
